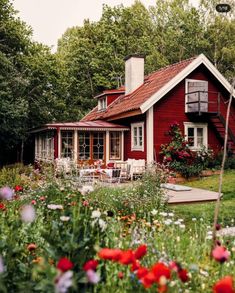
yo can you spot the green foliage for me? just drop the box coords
[88,170,167,217]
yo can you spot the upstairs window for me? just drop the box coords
[185,79,208,113]
[131,122,144,151]
[98,97,107,111]
[184,122,208,150]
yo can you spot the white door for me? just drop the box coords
[187,80,208,113]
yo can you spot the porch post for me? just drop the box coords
[121,132,124,161]
[106,131,110,163]
[54,128,59,160]
[58,129,61,159]
[74,130,78,163]
[146,106,154,165]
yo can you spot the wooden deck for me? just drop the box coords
[165,187,221,204]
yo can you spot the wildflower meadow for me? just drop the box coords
[0,164,234,292]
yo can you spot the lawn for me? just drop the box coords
[171,170,235,225]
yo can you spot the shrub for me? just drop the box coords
[160,122,214,178]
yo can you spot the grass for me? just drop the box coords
[170,170,235,226]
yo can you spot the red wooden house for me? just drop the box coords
[31,54,235,165]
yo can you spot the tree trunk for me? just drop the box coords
[20,140,24,164]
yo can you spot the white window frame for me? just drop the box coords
[185,79,208,113]
[98,97,107,111]
[131,122,144,151]
[184,122,208,150]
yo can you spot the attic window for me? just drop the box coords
[98,97,107,111]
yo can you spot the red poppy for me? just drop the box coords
[83,260,98,271]
[178,269,189,283]
[212,246,230,263]
[213,276,235,293]
[39,196,46,201]
[141,271,156,288]
[31,200,36,205]
[137,267,149,279]
[15,185,23,192]
[118,272,124,279]
[98,248,122,261]
[27,243,37,251]
[119,250,135,265]
[0,203,6,210]
[135,245,147,260]
[158,285,168,293]
[131,259,141,272]
[57,257,74,272]
[152,262,171,283]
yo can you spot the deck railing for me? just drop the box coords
[185,91,221,115]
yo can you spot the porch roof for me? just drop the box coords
[30,120,129,133]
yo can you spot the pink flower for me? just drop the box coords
[212,246,230,263]
[31,200,37,205]
[55,270,73,293]
[20,205,36,223]
[86,269,100,284]
[82,200,89,207]
[0,187,13,200]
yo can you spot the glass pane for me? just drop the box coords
[139,127,143,146]
[78,132,90,160]
[93,132,104,160]
[197,128,203,146]
[187,127,194,146]
[110,132,121,159]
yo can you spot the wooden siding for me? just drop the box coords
[107,93,122,106]
[113,114,147,161]
[153,65,235,160]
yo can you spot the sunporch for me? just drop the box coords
[32,120,129,166]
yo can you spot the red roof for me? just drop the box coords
[82,56,197,121]
[30,120,129,133]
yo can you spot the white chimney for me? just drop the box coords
[125,55,145,95]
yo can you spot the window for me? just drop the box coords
[98,97,107,111]
[131,122,144,151]
[93,132,104,160]
[36,132,54,160]
[61,131,74,158]
[185,79,208,113]
[110,132,121,160]
[184,123,208,150]
[78,132,90,160]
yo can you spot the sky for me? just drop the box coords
[13,0,197,51]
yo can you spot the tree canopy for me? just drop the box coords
[0,0,234,165]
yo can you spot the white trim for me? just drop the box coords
[98,97,107,111]
[184,122,208,150]
[106,131,110,163]
[140,54,234,113]
[121,131,124,161]
[58,130,61,159]
[131,122,144,151]
[146,107,154,164]
[74,130,78,163]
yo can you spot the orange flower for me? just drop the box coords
[118,272,124,279]
[98,248,122,261]
[213,276,235,293]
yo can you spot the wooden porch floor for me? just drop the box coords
[165,187,221,204]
